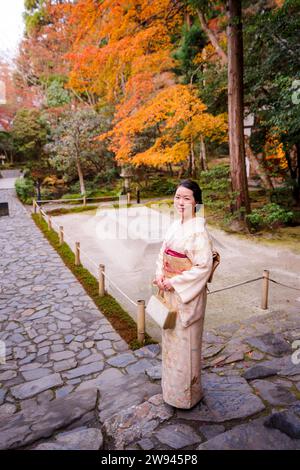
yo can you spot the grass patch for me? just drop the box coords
[32,213,156,349]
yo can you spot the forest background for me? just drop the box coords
[0,0,299,236]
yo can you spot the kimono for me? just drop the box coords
[155,216,214,409]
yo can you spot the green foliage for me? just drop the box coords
[244,0,300,148]
[246,203,294,231]
[140,178,178,197]
[199,163,230,206]
[11,108,48,160]
[15,177,35,204]
[24,0,48,34]
[45,78,71,107]
[173,23,206,84]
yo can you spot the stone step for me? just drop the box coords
[0,389,98,450]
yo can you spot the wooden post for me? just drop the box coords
[99,264,105,296]
[136,189,140,204]
[261,269,269,309]
[59,226,64,246]
[137,300,145,344]
[47,215,52,231]
[83,195,86,206]
[127,192,131,205]
[33,199,37,214]
[38,204,42,220]
[75,242,80,266]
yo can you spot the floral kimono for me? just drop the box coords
[156,216,214,409]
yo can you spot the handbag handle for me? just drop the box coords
[152,280,165,299]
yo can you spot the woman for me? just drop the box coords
[155,179,216,409]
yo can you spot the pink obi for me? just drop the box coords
[163,247,192,278]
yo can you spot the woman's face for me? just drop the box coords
[174,186,196,217]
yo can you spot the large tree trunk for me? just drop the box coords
[76,157,86,195]
[244,135,273,190]
[199,135,208,171]
[227,0,250,219]
[296,142,300,204]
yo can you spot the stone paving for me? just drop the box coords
[1,188,300,450]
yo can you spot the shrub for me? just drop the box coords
[199,164,231,213]
[15,177,35,204]
[246,203,293,231]
[141,178,177,196]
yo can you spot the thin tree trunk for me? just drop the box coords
[76,157,85,195]
[227,0,250,218]
[190,141,196,178]
[200,135,208,171]
[168,163,174,177]
[244,136,273,190]
[178,164,185,179]
[197,9,228,66]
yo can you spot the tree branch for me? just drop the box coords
[196,8,228,66]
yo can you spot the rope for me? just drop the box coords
[269,278,300,292]
[207,276,263,294]
[50,218,61,230]
[102,270,138,307]
[77,246,100,271]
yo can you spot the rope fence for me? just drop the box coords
[34,193,129,207]
[33,199,300,344]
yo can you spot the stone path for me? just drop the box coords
[1,188,300,450]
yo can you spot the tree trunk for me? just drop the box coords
[199,135,208,171]
[188,153,192,177]
[244,135,273,190]
[168,163,174,177]
[287,143,300,205]
[76,158,86,195]
[227,0,251,219]
[178,164,185,179]
[190,141,196,178]
[296,142,300,204]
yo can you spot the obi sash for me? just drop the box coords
[163,247,192,278]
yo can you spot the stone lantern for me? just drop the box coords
[120,166,133,194]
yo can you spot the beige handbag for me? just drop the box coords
[146,289,177,330]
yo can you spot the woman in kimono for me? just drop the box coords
[155,180,215,409]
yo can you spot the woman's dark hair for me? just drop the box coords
[177,179,202,205]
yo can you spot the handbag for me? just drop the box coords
[207,250,220,283]
[146,289,177,329]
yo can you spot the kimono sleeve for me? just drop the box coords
[169,230,213,304]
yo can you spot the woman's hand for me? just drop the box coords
[154,275,165,290]
[162,278,174,292]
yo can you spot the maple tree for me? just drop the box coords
[16,0,73,103]
[101,84,227,176]
[65,0,228,176]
